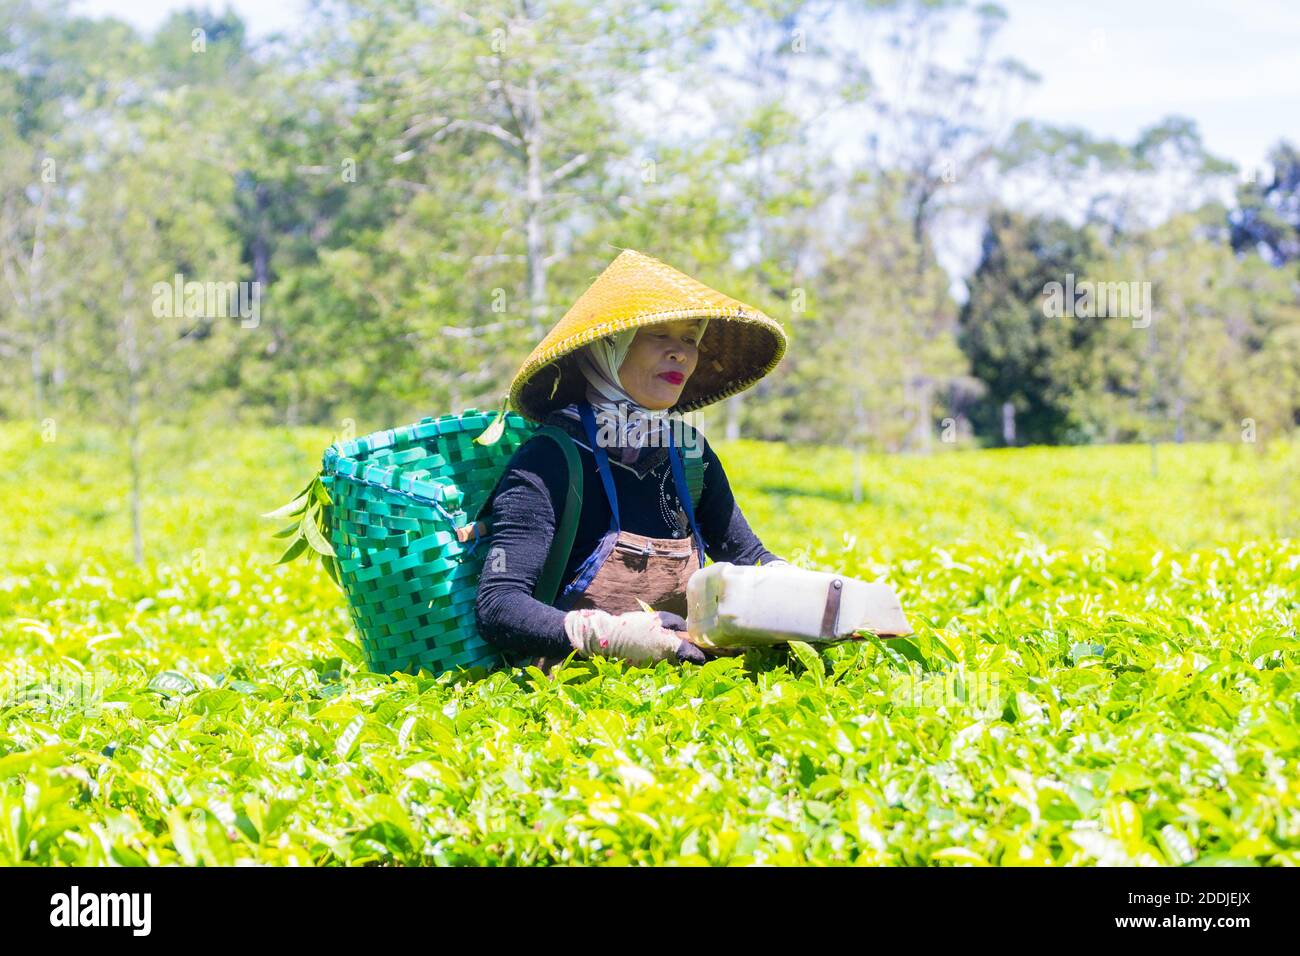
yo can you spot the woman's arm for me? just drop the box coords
[474,440,577,660]
[693,434,785,566]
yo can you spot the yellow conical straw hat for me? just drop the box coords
[510,249,788,422]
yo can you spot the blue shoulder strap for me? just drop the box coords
[579,401,621,532]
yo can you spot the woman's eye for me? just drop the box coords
[655,330,697,345]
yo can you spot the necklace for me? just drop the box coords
[657,456,708,537]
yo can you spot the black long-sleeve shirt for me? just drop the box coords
[475,410,782,660]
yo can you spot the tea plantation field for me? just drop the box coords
[2,422,1298,865]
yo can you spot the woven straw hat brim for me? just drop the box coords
[509,250,788,423]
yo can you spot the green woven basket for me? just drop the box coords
[319,408,537,676]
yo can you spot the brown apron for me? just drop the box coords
[530,401,707,673]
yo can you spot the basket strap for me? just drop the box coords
[668,427,707,567]
[529,426,584,606]
[685,447,704,511]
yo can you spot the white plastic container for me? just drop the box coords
[686,562,912,649]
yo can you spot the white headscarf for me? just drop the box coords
[559,319,708,465]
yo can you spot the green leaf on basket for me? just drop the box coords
[274,534,309,565]
[302,502,336,557]
[271,522,300,539]
[474,395,510,446]
[262,493,308,520]
[322,554,342,587]
[474,415,506,446]
[312,475,332,507]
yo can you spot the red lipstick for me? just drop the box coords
[658,371,684,385]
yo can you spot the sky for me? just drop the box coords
[991,0,1300,179]
[66,0,1300,287]
[68,0,1299,178]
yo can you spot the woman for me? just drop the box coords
[475,249,789,670]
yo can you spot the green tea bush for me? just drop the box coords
[1,423,1297,865]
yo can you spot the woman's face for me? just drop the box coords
[617,319,704,409]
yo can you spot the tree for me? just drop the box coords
[0,0,122,421]
[1230,140,1300,267]
[259,0,699,425]
[677,0,877,440]
[856,0,1038,450]
[958,208,1101,445]
[794,170,965,497]
[1077,207,1300,451]
[58,49,245,563]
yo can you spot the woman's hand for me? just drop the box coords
[654,611,707,663]
[563,609,705,666]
